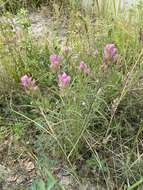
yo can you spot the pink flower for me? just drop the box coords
[21,75,37,90]
[79,61,88,70]
[85,68,91,75]
[103,44,118,63]
[79,61,91,75]
[58,72,71,89]
[50,54,63,64]
[49,54,63,72]
[21,75,31,87]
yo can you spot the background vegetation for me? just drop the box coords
[0,0,143,189]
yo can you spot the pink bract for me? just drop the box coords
[79,61,87,70]
[58,72,71,89]
[50,54,63,64]
[103,43,118,63]
[49,54,63,72]
[21,75,37,90]
[79,61,91,75]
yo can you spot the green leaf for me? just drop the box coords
[36,179,46,190]
[46,171,57,190]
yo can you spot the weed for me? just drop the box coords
[0,0,143,189]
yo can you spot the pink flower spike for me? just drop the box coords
[21,75,32,87]
[21,75,37,91]
[79,61,91,75]
[103,43,118,63]
[79,61,87,70]
[58,72,71,89]
[49,54,64,72]
[50,54,63,64]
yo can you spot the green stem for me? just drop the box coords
[127,177,143,190]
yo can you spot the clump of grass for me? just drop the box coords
[0,0,81,14]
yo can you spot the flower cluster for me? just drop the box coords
[21,75,37,91]
[58,72,71,89]
[49,54,63,72]
[103,44,118,63]
[79,61,91,75]
[20,43,118,94]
